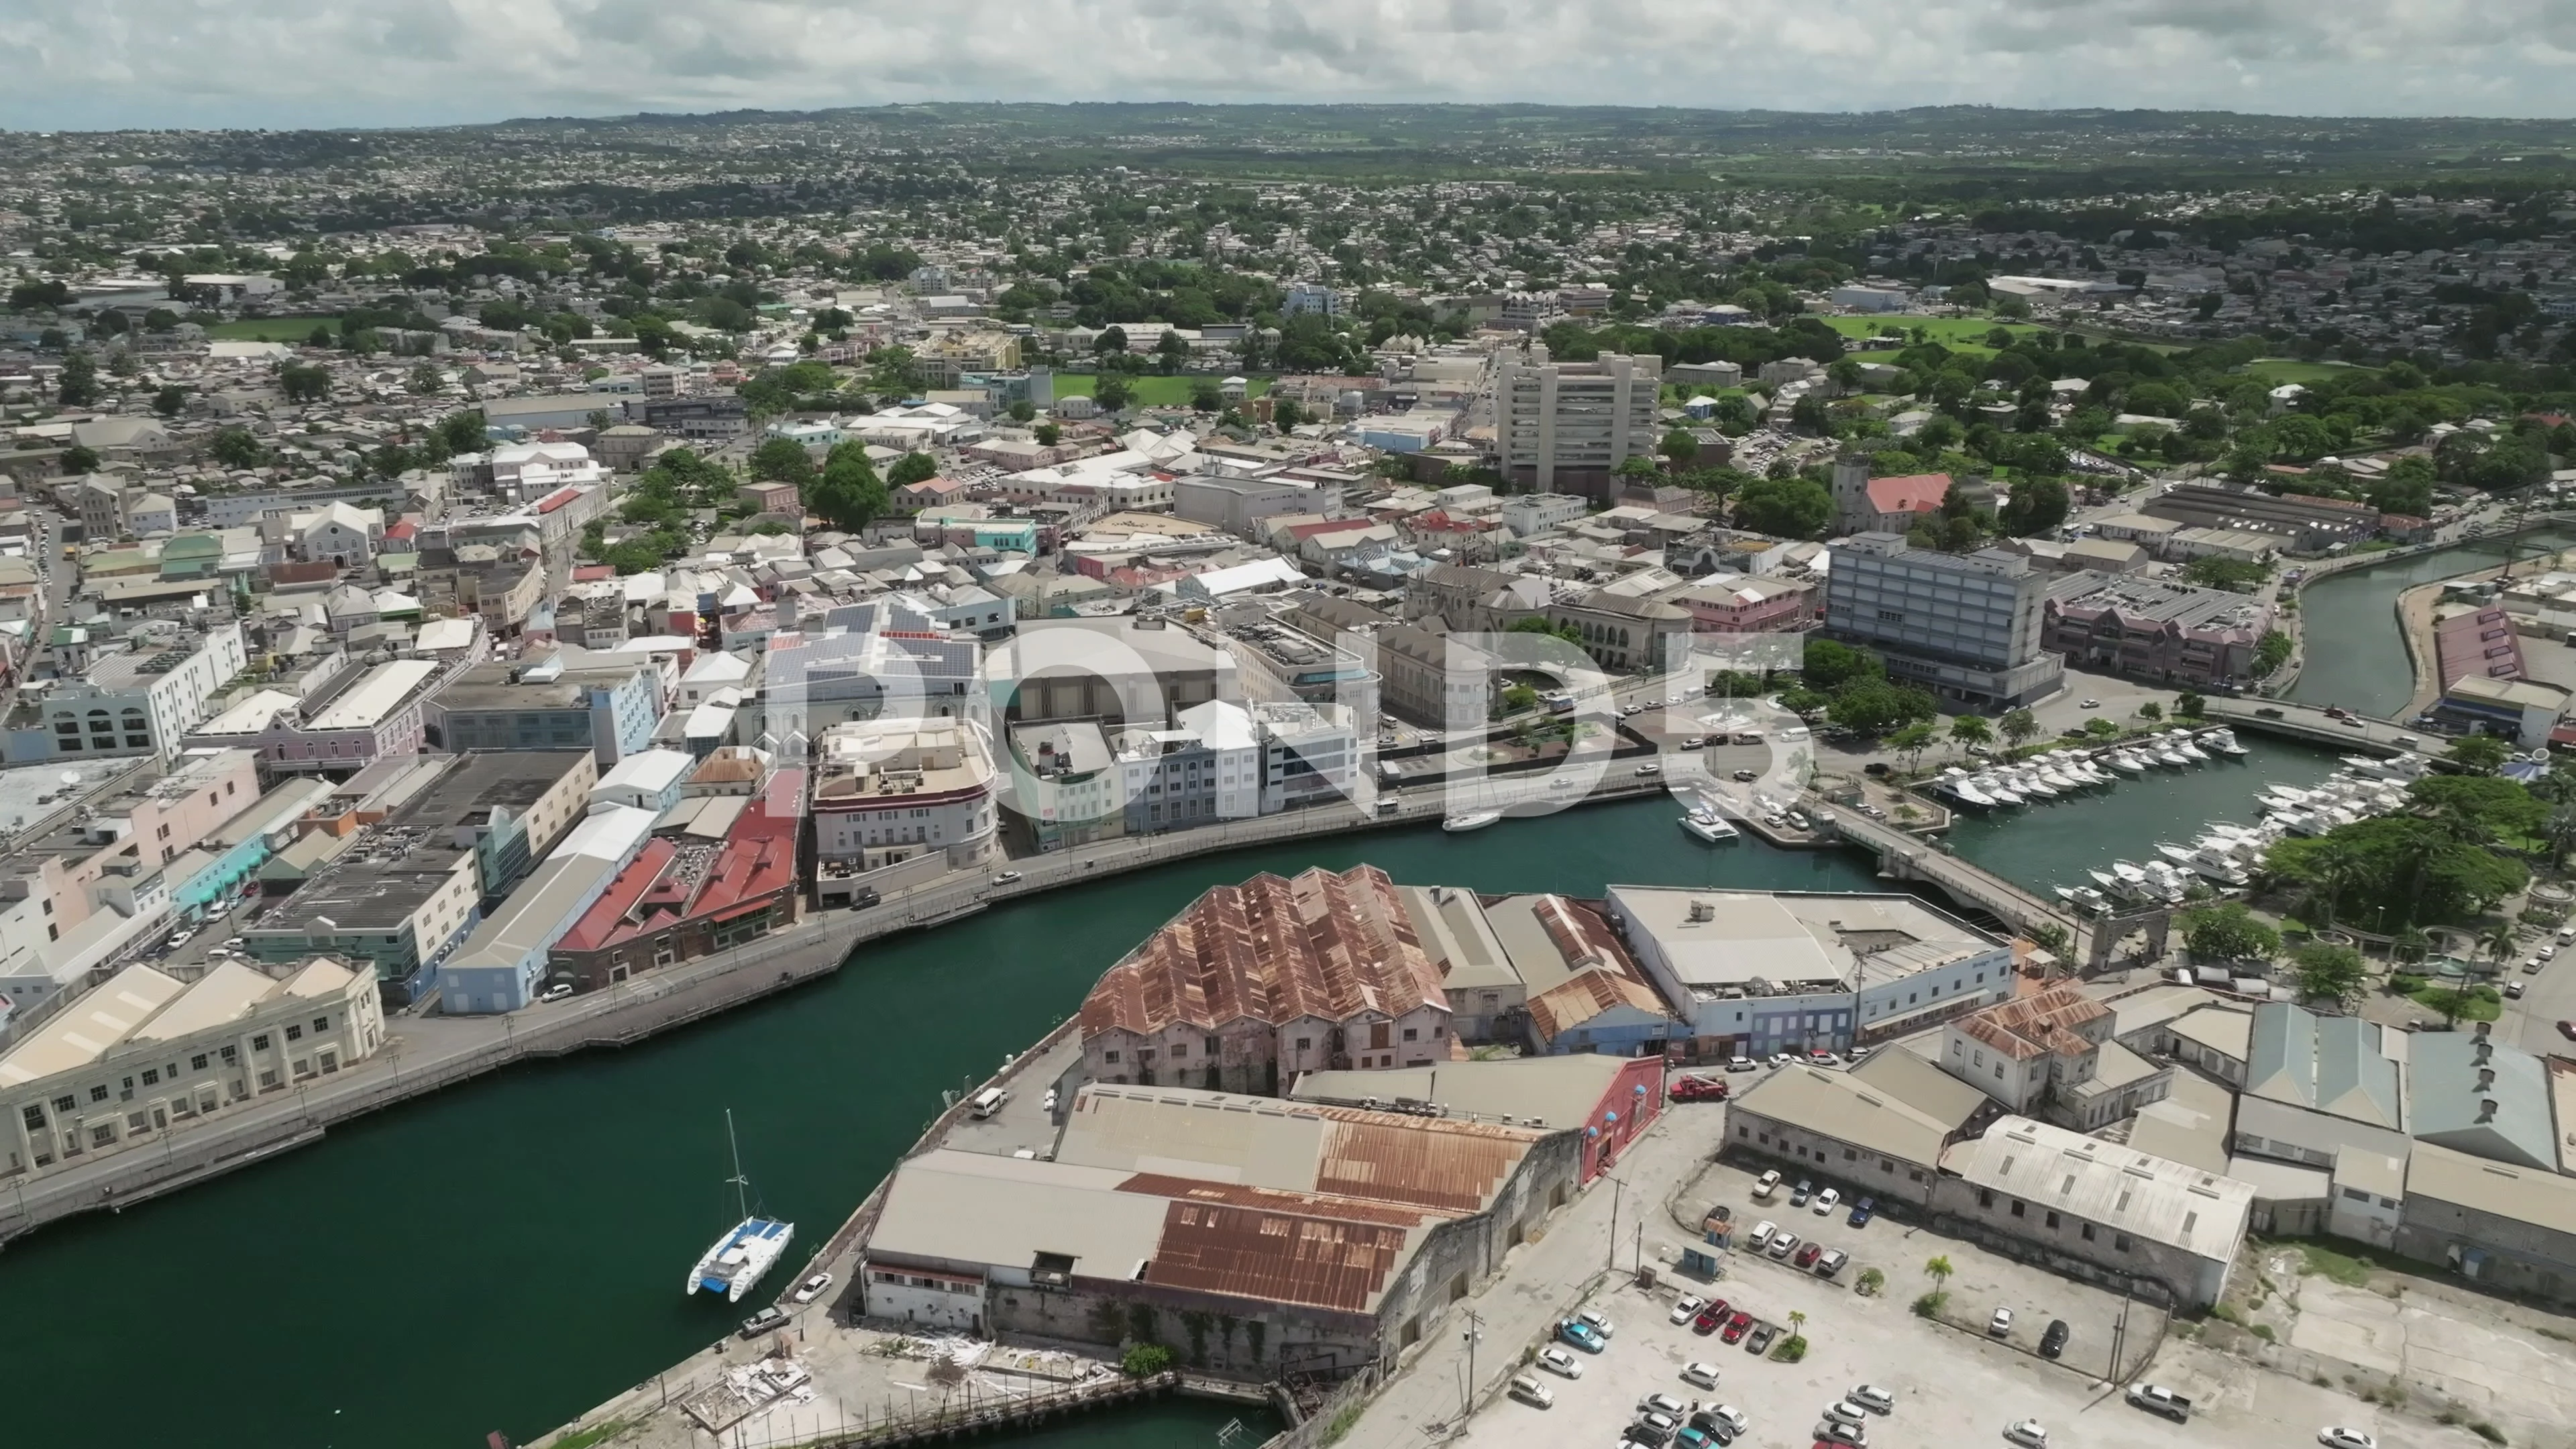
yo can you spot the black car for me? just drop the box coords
[1744,1322,1776,1354]
[2039,1319,2071,1358]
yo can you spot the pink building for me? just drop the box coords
[1674,575,1817,633]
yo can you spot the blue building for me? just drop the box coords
[436,804,658,1014]
[427,653,665,765]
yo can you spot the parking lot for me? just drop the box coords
[1453,1144,2500,1449]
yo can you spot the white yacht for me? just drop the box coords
[2106,750,2147,774]
[688,1110,794,1304]
[1680,809,1741,843]
[2017,772,2060,800]
[2153,746,2190,767]
[2172,735,2210,763]
[2204,728,2250,757]
[1442,812,1503,833]
[1949,777,1996,809]
[2037,766,2076,791]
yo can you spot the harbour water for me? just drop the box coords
[1941,734,2350,895]
[0,798,1876,1449]
[0,731,2393,1449]
[2287,530,2576,718]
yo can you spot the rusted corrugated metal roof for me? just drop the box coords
[1525,969,1668,1043]
[1079,865,1448,1039]
[1309,1110,1536,1216]
[1139,1195,1417,1313]
[1115,1173,1446,1227]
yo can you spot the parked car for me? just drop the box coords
[791,1272,833,1304]
[1813,1402,1875,1433]
[1847,1385,1895,1415]
[1846,1196,1875,1228]
[1988,1307,2015,1336]
[2317,1430,2375,1449]
[1672,1075,1729,1102]
[1671,1295,1709,1326]
[2123,1385,2190,1421]
[739,1307,788,1338]
[1823,1402,1868,1428]
[1721,1311,1754,1344]
[1794,1241,1823,1269]
[1813,1187,1841,1216]
[2004,1421,2050,1449]
[1747,1220,1778,1252]
[1633,1412,1678,1446]
[1694,1302,1729,1334]
[1789,1179,1814,1208]
[1577,1309,1616,1340]
[1538,1346,1585,1379]
[1752,1169,1782,1199]
[1727,1056,1760,1073]
[2039,1320,2070,1358]
[1558,1319,1607,1353]
[537,983,574,1004]
[1509,1375,1556,1409]
[1641,1393,1689,1419]
[1814,1248,1849,1279]
[1766,1230,1800,1259]
[1699,1405,1750,1439]
[1745,1323,1776,1354]
[1680,1362,1721,1391]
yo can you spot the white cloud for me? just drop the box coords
[3,0,2574,129]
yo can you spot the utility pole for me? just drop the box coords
[1459,1306,1483,1420]
[1605,1174,1624,1273]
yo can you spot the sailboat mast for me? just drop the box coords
[724,1108,749,1221]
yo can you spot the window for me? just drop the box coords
[1295,1036,1311,1051]
[313,1016,331,1034]
[285,1024,303,1042]
[2081,1222,2096,1241]
[2114,1234,2131,1252]
[52,1095,74,1115]
[252,1034,270,1052]
[1170,1042,1186,1058]
[1104,1051,1120,1064]
[90,1124,115,1146]
[2045,1210,2060,1230]
[1843,1148,1857,1161]
[2009,1199,2025,1218]
[1203,1036,1218,1054]
[20,1105,42,1131]
[142,1068,160,1086]
[1402,1028,1417,1042]
[89,1085,108,1104]
[219,1045,237,1065]
[191,1053,208,1072]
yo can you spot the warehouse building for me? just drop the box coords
[857,1083,1578,1377]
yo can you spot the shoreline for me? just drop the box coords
[0,774,1670,1248]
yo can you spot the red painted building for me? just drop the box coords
[547,767,806,991]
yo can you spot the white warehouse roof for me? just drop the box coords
[1940,1116,2254,1263]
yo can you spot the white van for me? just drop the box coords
[969,1087,1008,1119]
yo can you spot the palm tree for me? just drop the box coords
[2546,804,2576,869]
[2480,921,2517,978]
[1786,1309,1807,1344]
[1925,1254,1953,1297]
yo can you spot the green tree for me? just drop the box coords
[1034,422,1061,447]
[1188,377,1224,411]
[278,362,331,403]
[2292,943,2367,1004]
[2254,630,2294,676]
[1888,721,1938,769]
[2182,901,2282,963]
[2000,708,2039,750]
[2408,775,2546,845]
[1271,397,1305,431]
[805,442,888,533]
[1997,477,2070,537]
[2136,700,2163,722]
[59,443,99,474]
[1948,714,1992,757]
[2447,735,2512,774]
[1802,639,1883,692]
[1731,474,1835,537]
[2175,691,2206,718]
[1660,429,1701,466]
[749,437,816,487]
[1007,398,1036,423]
[208,426,265,470]
[56,351,98,407]
[1829,681,1937,738]
[151,386,186,418]
[886,451,938,488]
[1925,1255,1954,1297]
[1093,374,1134,413]
[2082,716,2121,739]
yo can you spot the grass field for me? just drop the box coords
[1049,373,1270,407]
[1820,315,2043,347]
[2243,358,2377,386]
[199,315,341,341]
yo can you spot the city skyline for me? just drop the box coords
[3,0,2575,130]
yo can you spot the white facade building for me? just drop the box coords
[40,622,249,761]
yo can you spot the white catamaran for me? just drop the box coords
[687,1109,794,1303]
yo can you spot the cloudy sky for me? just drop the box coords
[3,0,2573,130]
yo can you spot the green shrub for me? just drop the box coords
[1122,1344,1173,1378]
[1911,1292,1947,1318]
[2250,1324,2276,1342]
[1770,1335,1809,1362]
